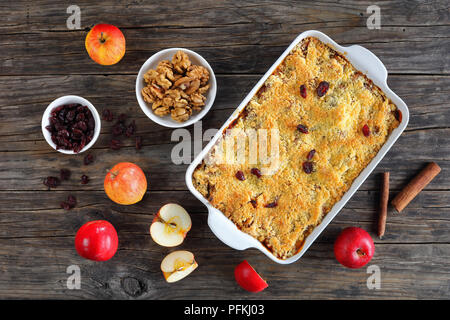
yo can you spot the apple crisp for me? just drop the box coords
[192,37,401,259]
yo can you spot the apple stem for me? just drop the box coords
[107,169,118,179]
[100,32,105,43]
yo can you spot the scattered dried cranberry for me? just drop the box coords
[303,161,314,174]
[264,201,278,208]
[60,169,71,181]
[306,149,316,161]
[235,170,245,181]
[135,136,143,150]
[83,153,94,165]
[60,202,71,210]
[300,85,307,98]
[110,139,122,150]
[317,81,329,97]
[112,122,126,136]
[61,195,77,210]
[250,199,257,208]
[43,176,60,188]
[102,109,114,122]
[80,175,89,185]
[297,124,309,134]
[362,124,370,137]
[250,168,262,178]
[125,120,136,137]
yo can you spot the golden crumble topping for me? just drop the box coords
[192,37,400,259]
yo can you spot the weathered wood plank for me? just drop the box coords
[0,134,449,191]
[1,27,448,76]
[0,190,448,243]
[1,0,448,32]
[0,75,449,159]
[0,0,449,76]
[0,236,448,299]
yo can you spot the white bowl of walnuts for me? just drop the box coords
[136,48,217,128]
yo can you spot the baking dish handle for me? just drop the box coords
[347,45,388,84]
[207,208,252,251]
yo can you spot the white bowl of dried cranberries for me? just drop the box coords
[136,48,217,128]
[42,95,101,154]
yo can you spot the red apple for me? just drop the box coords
[234,260,268,292]
[85,23,125,65]
[104,162,147,205]
[75,220,118,261]
[334,227,375,269]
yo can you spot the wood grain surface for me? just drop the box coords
[0,0,448,299]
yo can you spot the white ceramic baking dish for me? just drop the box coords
[185,30,409,264]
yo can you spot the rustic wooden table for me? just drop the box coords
[0,0,448,300]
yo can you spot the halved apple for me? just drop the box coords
[161,250,198,283]
[150,203,192,247]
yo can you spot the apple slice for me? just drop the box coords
[161,250,198,283]
[150,203,192,247]
[234,260,268,292]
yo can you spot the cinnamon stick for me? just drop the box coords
[378,172,389,239]
[391,162,441,213]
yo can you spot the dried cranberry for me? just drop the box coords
[362,124,370,137]
[61,195,77,210]
[43,176,60,188]
[87,117,95,131]
[394,109,402,122]
[317,81,329,97]
[110,139,122,150]
[235,170,245,181]
[300,85,307,98]
[135,136,143,150]
[71,128,83,140]
[112,122,126,136]
[302,161,314,174]
[67,195,77,207]
[297,124,309,134]
[65,110,76,122]
[251,168,262,178]
[60,202,71,210]
[60,169,71,181]
[81,175,89,185]
[264,201,278,208]
[102,109,114,122]
[76,112,85,122]
[58,108,67,122]
[125,120,136,137]
[83,153,94,165]
[77,121,88,132]
[306,149,316,161]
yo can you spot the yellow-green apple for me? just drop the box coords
[150,203,191,247]
[85,23,125,65]
[104,162,147,205]
[161,250,198,283]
